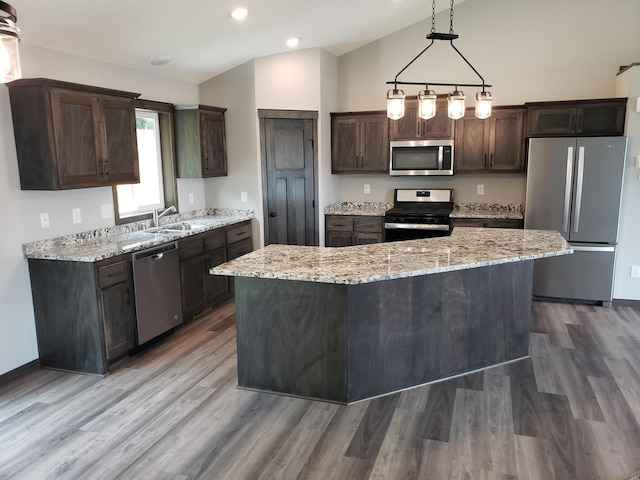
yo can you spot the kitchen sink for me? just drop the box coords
[151,221,207,234]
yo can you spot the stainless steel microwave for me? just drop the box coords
[389,139,454,176]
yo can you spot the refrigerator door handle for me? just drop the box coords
[570,245,615,253]
[563,147,574,233]
[573,146,585,233]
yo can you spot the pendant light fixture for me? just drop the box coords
[0,1,20,83]
[386,0,491,121]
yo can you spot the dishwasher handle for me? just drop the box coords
[131,242,178,261]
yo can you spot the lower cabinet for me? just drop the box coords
[28,254,135,375]
[325,215,384,247]
[178,220,253,321]
[452,218,524,229]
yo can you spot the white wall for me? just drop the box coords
[615,65,640,301]
[335,0,640,204]
[201,48,339,246]
[200,61,262,243]
[0,45,199,376]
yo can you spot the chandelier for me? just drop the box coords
[386,0,492,121]
[0,1,20,83]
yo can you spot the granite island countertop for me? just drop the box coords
[23,208,254,262]
[211,227,571,285]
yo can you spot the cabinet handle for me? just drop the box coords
[203,156,209,171]
[103,160,110,176]
[490,153,494,166]
[98,160,103,175]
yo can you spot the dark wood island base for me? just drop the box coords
[235,260,534,404]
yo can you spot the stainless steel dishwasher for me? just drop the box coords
[131,242,183,345]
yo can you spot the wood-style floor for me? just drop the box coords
[1,300,640,480]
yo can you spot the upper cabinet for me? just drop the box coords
[175,105,228,178]
[8,78,140,190]
[455,106,525,173]
[331,111,389,173]
[525,98,626,137]
[389,96,454,140]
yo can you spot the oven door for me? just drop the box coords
[384,222,452,241]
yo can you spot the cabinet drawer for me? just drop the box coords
[227,237,253,260]
[98,260,129,289]
[326,216,354,231]
[178,236,205,260]
[203,230,226,251]
[452,218,524,229]
[226,222,252,244]
[354,217,383,233]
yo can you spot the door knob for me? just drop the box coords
[269,212,277,217]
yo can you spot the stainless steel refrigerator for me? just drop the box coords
[524,136,627,305]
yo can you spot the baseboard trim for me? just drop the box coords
[0,360,40,387]
[613,299,640,308]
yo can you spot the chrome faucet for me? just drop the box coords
[152,205,176,227]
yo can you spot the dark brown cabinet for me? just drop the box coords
[8,78,140,190]
[452,218,524,229]
[525,98,626,137]
[325,215,384,246]
[28,254,135,375]
[178,221,252,321]
[388,97,453,140]
[331,112,389,173]
[175,105,228,178]
[455,106,525,173]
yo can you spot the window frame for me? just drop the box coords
[112,99,179,225]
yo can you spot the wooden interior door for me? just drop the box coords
[261,113,317,246]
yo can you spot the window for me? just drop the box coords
[113,100,177,224]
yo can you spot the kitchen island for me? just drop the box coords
[210,227,571,403]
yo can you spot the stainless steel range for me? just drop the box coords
[384,189,454,242]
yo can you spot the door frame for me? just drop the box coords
[258,109,319,246]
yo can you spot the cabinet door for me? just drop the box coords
[354,232,383,245]
[577,101,626,136]
[206,247,229,306]
[331,115,360,173]
[100,96,139,184]
[326,230,354,247]
[489,108,524,171]
[100,282,135,360]
[526,106,577,136]
[200,110,227,177]
[389,100,420,140]
[360,114,389,172]
[180,254,208,320]
[455,114,489,172]
[50,90,102,187]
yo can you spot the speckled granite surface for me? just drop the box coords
[452,203,523,220]
[324,202,393,216]
[23,208,254,262]
[324,201,523,220]
[211,227,571,285]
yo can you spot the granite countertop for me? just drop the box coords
[451,203,523,220]
[23,208,254,262]
[211,227,571,285]
[325,201,523,220]
[324,202,393,216]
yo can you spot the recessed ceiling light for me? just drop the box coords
[286,37,300,48]
[230,7,248,21]
[151,56,171,66]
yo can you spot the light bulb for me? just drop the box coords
[418,89,437,120]
[447,90,466,120]
[387,89,405,120]
[475,91,493,119]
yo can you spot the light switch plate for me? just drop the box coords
[632,265,640,278]
[72,208,82,224]
[40,213,50,228]
[364,184,371,194]
[188,193,194,204]
[477,184,485,195]
[101,204,113,219]
[241,192,248,203]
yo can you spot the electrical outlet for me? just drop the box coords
[241,191,248,203]
[477,184,485,195]
[188,193,194,205]
[40,213,50,228]
[72,208,82,224]
[101,204,113,219]
[364,184,371,194]
[632,266,640,278]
